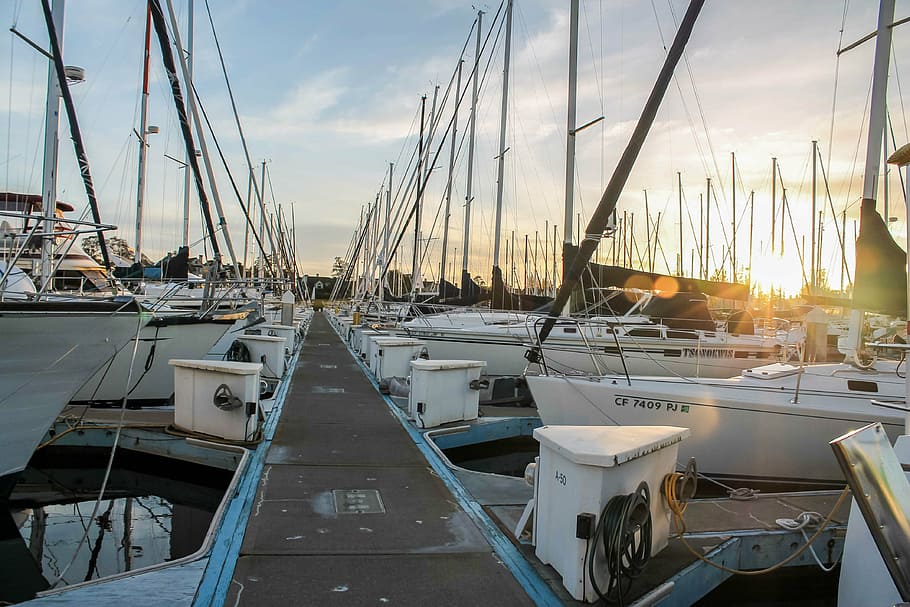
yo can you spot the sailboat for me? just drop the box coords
[528,0,908,487]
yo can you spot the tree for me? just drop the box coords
[331,256,347,278]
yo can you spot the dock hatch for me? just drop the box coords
[332,489,385,514]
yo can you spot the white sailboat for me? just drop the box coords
[529,0,908,488]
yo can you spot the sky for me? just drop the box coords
[2,0,909,295]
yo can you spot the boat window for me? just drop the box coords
[666,330,697,339]
[627,328,662,338]
[663,349,682,357]
[562,327,578,333]
[847,380,878,393]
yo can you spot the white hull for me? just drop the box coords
[526,363,906,485]
[72,316,233,405]
[0,301,147,488]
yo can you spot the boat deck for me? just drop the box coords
[221,312,537,606]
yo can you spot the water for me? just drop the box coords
[1,446,231,604]
[444,436,539,477]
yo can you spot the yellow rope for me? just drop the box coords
[662,472,850,576]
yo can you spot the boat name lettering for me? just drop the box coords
[682,348,734,358]
[614,396,689,414]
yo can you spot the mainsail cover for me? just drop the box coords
[853,199,906,316]
[565,244,750,301]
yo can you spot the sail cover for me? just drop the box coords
[565,244,750,301]
[853,199,906,316]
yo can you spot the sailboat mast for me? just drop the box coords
[731,151,736,280]
[381,162,392,303]
[677,171,683,276]
[491,0,513,307]
[461,10,483,298]
[181,0,193,249]
[811,139,817,291]
[39,0,65,284]
[771,157,777,255]
[863,0,894,202]
[164,0,241,277]
[413,95,427,298]
[563,0,580,275]
[134,5,152,264]
[846,0,896,360]
[259,160,266,278]
[440,60,463,295]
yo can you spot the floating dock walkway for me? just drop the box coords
[221,312,538,605]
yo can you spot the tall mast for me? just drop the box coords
[811,139,817,291]
[164,0,241,277]
[380,162,392,302]
[40,0,65,284]
[846,0,896,360]
[771,157,776,255]
[677,171,683,275]
[134,5,152,264]
[563,0,580,274]
[259,160,266,278]
[705,178,711,279]
[440,60,463,295]
[181,0,194,248]
[862,0,894,204]
[461,9,483,297]
[491,0,514,308]
[731,152,736,280]
[413,95,427,298]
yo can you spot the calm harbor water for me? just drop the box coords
[1,447,230,604]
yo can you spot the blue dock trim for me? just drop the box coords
[193,341,304,607]
[340,329,562,607]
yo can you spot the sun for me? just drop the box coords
[747,252,806,297]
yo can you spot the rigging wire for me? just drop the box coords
[827,0,850,172]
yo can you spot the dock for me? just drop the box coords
[218,312,540,605]
[19,310,854,606]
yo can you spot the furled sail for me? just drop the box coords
[852,199,906,316]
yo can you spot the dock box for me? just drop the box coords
[408,359,486,428]
[171,359,263,441]
[533,425,689,602]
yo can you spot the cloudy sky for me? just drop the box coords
[2,0,909,294]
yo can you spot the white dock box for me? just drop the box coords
[370,337,426,380]
[171,359,263,441]
[408,359,486,428]
[237,334,287,379]
[357,330,386,356]
[258,323,298,350]
[533,425,689,602]
[348,324,365,348]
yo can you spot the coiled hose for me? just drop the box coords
[587,481,652,605]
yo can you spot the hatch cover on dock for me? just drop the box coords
[312,386,345,393]
[332,489,385,514]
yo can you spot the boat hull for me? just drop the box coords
[0,300,147,493]
[71,315,234,406]
[526,370,905,486]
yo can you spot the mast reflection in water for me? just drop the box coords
[1,448,230,604]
